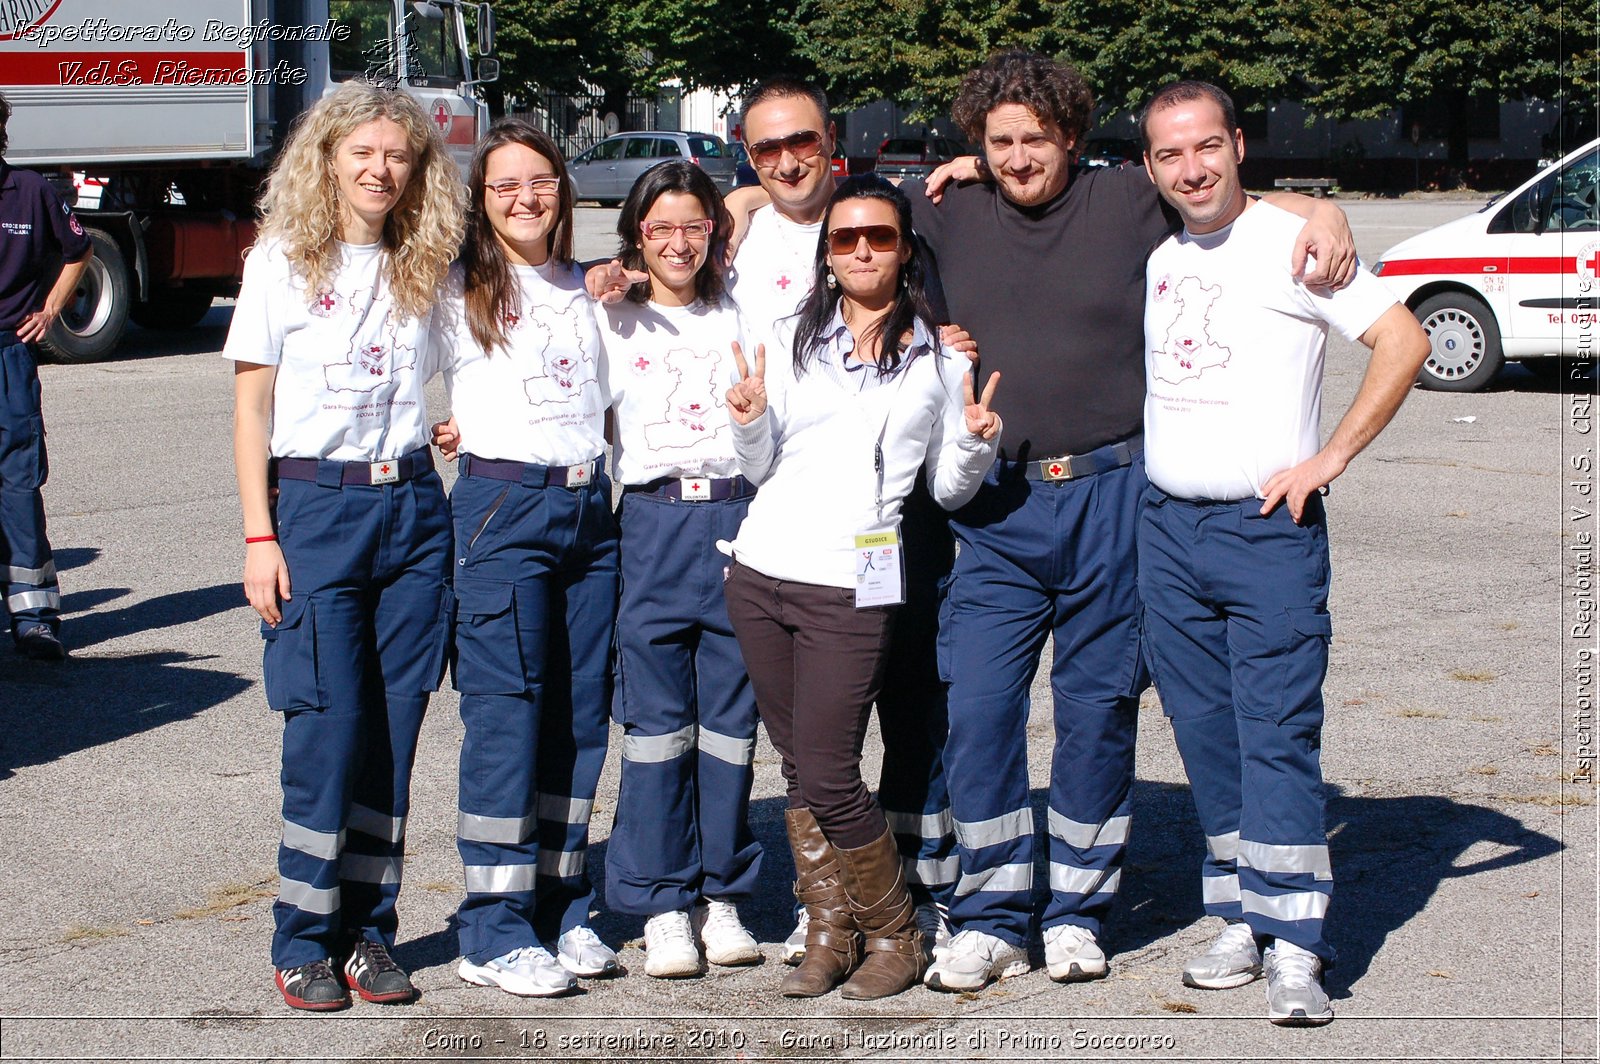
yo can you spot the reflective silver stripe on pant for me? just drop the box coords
[1241,887,1329,922]
[537,793,594,825]
[905,855,959,886]
[1202,873,1242,905]
[464,863,537,894]
[953,861,1032,897]
[1206,830,1241,862]
[1047,809,1130,849]
[5,561,56,584]
[6,590,60,613]
[698,725,755,767]
[621,724,696,764]
[348,804,406,843]
[459,811,537,844]
[1238,840,1332,880]
[537,847,585,879]
[341,853,403,884]
[1049,862,1122,897]
[279,876,340,914]
[953,807,1033,850]
[282,820,344,861]
[885,808,954,839]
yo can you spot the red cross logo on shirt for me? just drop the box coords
[777,275,792,290]
[634,356,650,371]
[318,293,336,311]
[504,311,519,328]
[431,101,451,131]
[1156,279,1168,296]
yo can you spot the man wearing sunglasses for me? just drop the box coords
[909,51,1359,995]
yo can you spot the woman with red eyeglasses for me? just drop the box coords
[598,160,767,980]
[722,174,1002,1000]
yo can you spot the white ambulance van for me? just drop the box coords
[1373,137,1599,391]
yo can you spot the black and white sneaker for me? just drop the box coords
[344,939,416,1004]
[275,959,350,1011]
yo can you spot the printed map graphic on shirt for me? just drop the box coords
[1152,275,1233,385]
[519,305,597,405]
[643,348,725,450]
[324,292,417,392]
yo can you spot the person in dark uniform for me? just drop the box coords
[0,89,92,661]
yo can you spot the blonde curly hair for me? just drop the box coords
[255,82,465,322]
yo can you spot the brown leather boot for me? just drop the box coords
[779,807,858,997]
[835,827,925,999]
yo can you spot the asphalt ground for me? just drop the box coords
[0,199,1594,1063]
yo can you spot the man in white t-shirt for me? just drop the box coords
[1136,81,1428,1027]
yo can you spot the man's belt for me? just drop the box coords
[625,474,755,503]
[458,453,601,489]
[272,449,433,487]
[1022,435,1143,483]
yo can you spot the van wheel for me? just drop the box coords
[42,228,130,363]
[1414,292,1504,392]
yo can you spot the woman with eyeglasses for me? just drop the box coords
[597,160,767,980]
[722,174,1002,1000]
[228,82,465,1011]
[436,117,619,999]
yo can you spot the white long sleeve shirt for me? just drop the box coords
[730,314,999,589]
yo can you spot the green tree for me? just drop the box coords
[618,1,807,92]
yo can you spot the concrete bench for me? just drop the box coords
[1273,177,1336,197]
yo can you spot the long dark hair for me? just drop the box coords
[462,118,575,355]
[615,160,732,307]
[791,174,937,378]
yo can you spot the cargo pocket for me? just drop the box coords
[934,572,957,684]
[260,594,325,712]
[1275,606,1332,728]
[451,576,525,694]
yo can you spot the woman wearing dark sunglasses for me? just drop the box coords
[722,174,1002,1000]
[597,161,767,980]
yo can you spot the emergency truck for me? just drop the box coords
[0,0,497,361]
[1373,137,1600,391]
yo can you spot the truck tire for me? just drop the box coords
[42,228,130,363]
[130,288,216,330]
[1413,292,1505,393]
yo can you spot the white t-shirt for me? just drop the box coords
[1143,202,1397,501]
[601,298,747,485]
[730,315,998,589]
[726,204,819,334]
[441,261,608,467]
[224,237,440,461]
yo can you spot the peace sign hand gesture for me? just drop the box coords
[726,341,768,425]
[962,371,1001,440]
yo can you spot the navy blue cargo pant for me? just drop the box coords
[0,335,61,640]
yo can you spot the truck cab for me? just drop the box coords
[0,0,496,361]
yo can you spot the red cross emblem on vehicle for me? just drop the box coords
[1586,250,1600,275]
[432,102,450,131]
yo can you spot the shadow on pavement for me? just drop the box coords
[64,582,245,650]
[0,649,252,779]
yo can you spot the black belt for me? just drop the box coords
[625,474,755,503]
[458,453,602,488]
[1020,435,1143,483]
[272,448,433,487]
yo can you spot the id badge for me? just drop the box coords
[854,525,906,608]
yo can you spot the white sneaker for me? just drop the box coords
[915,902,953,962]
[1264,940,1333,1026]
[556,925,619,977]
[1183,921,1262,990]
[782,910,809,965]
[1043,923,1108,982]
[458,946,576,997]
[924,929,1030,992]
[694,900,762,966]
[643,910,703,978]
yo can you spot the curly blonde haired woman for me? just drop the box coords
[226,82,465,1011]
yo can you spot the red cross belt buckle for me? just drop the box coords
[680,477,711,501]
[1042,458,1072,482]
[565,463,591,486]
[369,460,399,485]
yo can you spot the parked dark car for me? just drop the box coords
[874,136,966,182]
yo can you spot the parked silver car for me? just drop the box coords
[566,131,737,204]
